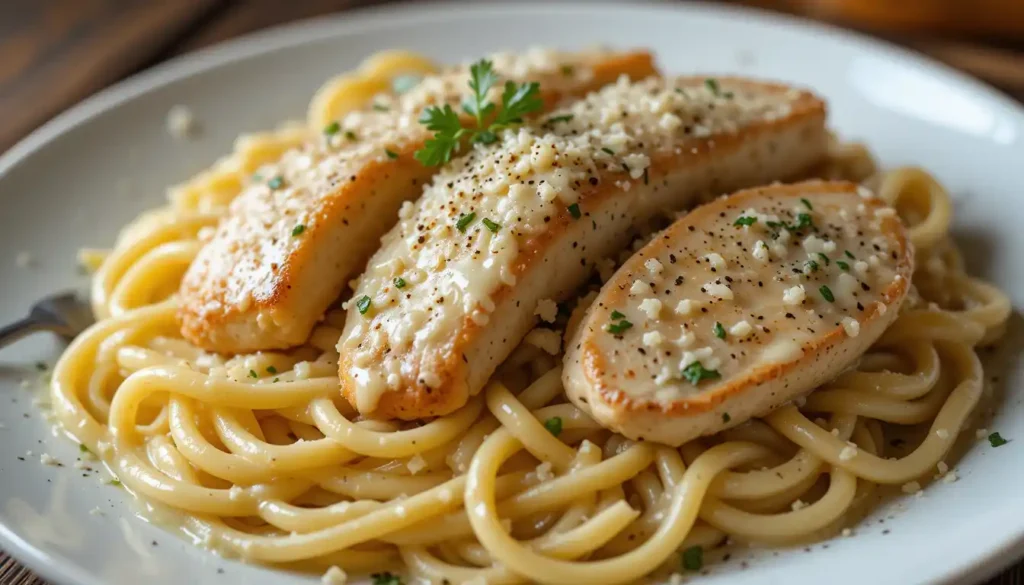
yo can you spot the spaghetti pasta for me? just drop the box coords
[50,50,1010,584]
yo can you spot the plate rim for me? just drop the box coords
[1,2,1022,585]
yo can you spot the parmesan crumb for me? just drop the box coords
[525,328,562,355]
[704,281,733,300]
[166,105,197,139]
[752,240,770,263]
[841,528,853,537]
[791,499,807,511]
[936,428,950,440]
[642,331,664,347]
[406,454,428,475]
[39,453,59,466]
[937,461,949,475]
[321,566,348,585]
[534,298,558,323]
[729,320,753,338]
[675,299,700,316]
[838,445,858,461]
[841,317,860,338]
[901,481,921,494]
[942,470,959,484]
[630,280,648,295]
[644,257,664,276]
[782,285,806,306]
[704,252,727,270]
[638,298,662,319]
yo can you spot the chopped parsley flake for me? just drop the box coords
[610,310,626,320]
[713,321,726,339]
[568,203,582,219]
[606,319,633,335]
[801,198,813,210]
[845,250,855,259]
[989,432,1009,447]
[371,572,403,585]
[819,285,835,303]
[682,546,704,571]
[836,260,850,271]
[601,147,615,155]
[355,295,372,315]
[79,443,91,454]
[248,370,258,379]
[267,176,284,190]
[344,130,357,141]
[544,417,563,436]
[291,224,305,237]
[394,277,406,289]
[372,103,389,111]
[705,77,720,96]
[107,479,122,488]
[482,218,501,233]
[804,260,819,274]
[816,252,830,266]
[794,213,813,230]
[323,121,340,136]
[560,64,575,76]
[682,362,720,385]
[547,114,574,124]
[734,216,757,227]
[385,149,399,159]
[456,212,477,232]
[266,366,277,374]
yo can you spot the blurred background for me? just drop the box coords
[1,0,1023,154]
[1,1,1023,584]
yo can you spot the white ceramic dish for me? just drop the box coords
[1,2,1022,584]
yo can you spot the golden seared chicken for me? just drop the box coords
[338,75,829,419]
[178,48,656,353]
[563,181,913,446]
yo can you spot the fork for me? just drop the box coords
[0,292,95,348]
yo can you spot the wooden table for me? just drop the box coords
[1,1,1022,584]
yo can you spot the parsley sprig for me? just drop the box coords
[414,59,543,166]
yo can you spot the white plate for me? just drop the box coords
[1,2,1022,584]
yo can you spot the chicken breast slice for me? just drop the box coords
[338,75,829,419]
[178,48,657,353]
[563,181,914,446]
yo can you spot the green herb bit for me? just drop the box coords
[35,362,47,371]
[845,250,855,259]
[323,121,340,136]
[682,362,720,385]
[79,443,91,454]
[267,176,284,190]
[456,212,477,232]
[819,285,835,303]
[272,378,280,383]
[682,545,704,571]
[801,197,813,210]
[734,216,757,227]
[568,203,582,219]
[266,366,278,374]
[610,310,626,320]
[391,74,421,94]
[713,321,726,339]
[414,104,464,166]
[248,370,258,379]
[494,80,541,127]
[547,114,574,125]
[291,224,305,237]
[482,218,501,233]
[794,213,813,230]
[836,260,850,271]
[804,260,819,274]
[394,277,407,289]
[816,252,830,266]
[355,295,372,315]
[601,147,614,155]
[371,572,403,585]
[464,59,499,127]
[705,78,720,96]
[372,103,389,111]
[722,413,731,423]
[385,149,399,159]
[606,319,633,335]
[107,479,123,488]
[560,64,575,76]
[544,417,563,437]
[344,130,357,141]
[989,432,1009,447]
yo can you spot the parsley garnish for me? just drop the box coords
[547,114,574,125]
[794,213,813,230]
[355,295,372,315]
[836,260,850,271]
[606,320,633,335]
[267,176,284,190]
[456,212,477,232]
[713,321,726,339]
[568,203,581,219]
[394,277,406,289]
[804,260,819,274]
[414,59,542,166]
[544,417,563,437]
[323,121,340,136]
[816,252,830,266]
[601,147,615,155]
[801,198,813,210]
[610,310,626,320]
[819,285,835,302]
[682,546,704,571]
[372,103,389,112]
[682,362,720,385]
[344,130,357,141]
[107,479,122,488]
[79,443,91,454]
[291,224,305,237]
[705,78,720,96]
[722,413,731,423]
[845,250,855,259]
[392,74,421,94]
[371,572,403,585]
[989,432,1009,447]
[734,216,757,227]
[248,370,258,379]
[560,64,575,76]
[385,149,398,159]
[266,366,277,374]
[482,218,501,233]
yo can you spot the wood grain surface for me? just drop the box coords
[1,1,1022,584]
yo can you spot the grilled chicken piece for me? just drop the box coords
[178,49,657,353]
[563,181,913,446]
[337,75,829,419]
